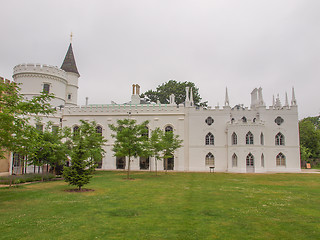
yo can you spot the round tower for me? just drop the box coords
[13,64,68,107]
[12,42,80,108]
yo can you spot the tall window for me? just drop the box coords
[43,83,50,93]
[261,153,265,167]
[232,153,238,167]
[246,153,254,166]
[275,132,285,145]
[205,132,214,145]
[276,153,286,166]
[260,133,264,145]
[246,131,254,145]
[96,126,103,135]
[142,126,149,139]
[232,132,237,145]
[205,152,214,165]
[165,125,173,132]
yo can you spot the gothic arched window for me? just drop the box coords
[232,153,238,167]
[142,126,149,139]
[242,116,247,123]
[276,152,286,166]
[205,133,214,145]
[261,153,265,167]
[260,133,264,145]
[165,125,173,132]
[96,126,103,135]
[232,132,237,145]
[246,131,254,145]
[205,152,214,165]
[275,132,285,145]
[246,153,254,166]
[73,125,79,134]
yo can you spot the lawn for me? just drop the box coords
[0,171,319,240]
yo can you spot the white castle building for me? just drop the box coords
[12,43,301,173]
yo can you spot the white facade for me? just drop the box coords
[12,43,301,173]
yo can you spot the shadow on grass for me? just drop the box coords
[64,188,95,192]
[108,209,139,217]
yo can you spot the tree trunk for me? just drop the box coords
[127,156,131,179]
[155,158,158,176]
[165,158,168,174]
[42,165,45,182]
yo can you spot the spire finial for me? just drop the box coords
[190,87,194,106]
[225,87,229,106]
[291,87,297,106]
[285,92,289,107]
[70,32,73,43]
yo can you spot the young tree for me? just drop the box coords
[0,80,54,159]
[27,122,70,180]
[109,119,149,179]
[161,131,183,173]
[63,120,106,190]
[140,80,207,106]
[149,128,183,175]
[149,128,164,175]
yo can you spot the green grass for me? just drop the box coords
[0,171,319,240]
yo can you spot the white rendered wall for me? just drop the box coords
[13,64,68,107]
[65,72,79,106]
[61,104,186,172]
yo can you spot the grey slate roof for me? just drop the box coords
[61,43,80,76]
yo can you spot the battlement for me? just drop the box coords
[13,64,67,79]
[62,103,298,116]
[63,103,186,116]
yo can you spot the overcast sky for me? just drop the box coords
[1,0,319,119]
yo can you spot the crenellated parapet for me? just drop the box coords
[63,103,186,116]
[13,64,67,81]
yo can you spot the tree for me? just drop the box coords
[63,120,106,190]
[27,122,70,179]
[140,80,207,106]
[148,127,183,174]
[149,128,164,175]
[299,117,320,161]
[161,131,183,173]
[0,80,54,159]
[109,119,149,179]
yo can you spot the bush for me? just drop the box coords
[0,173,58,185]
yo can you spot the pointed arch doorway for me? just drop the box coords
[246,153,255,173]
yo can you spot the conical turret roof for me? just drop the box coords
[61,43,80,76]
